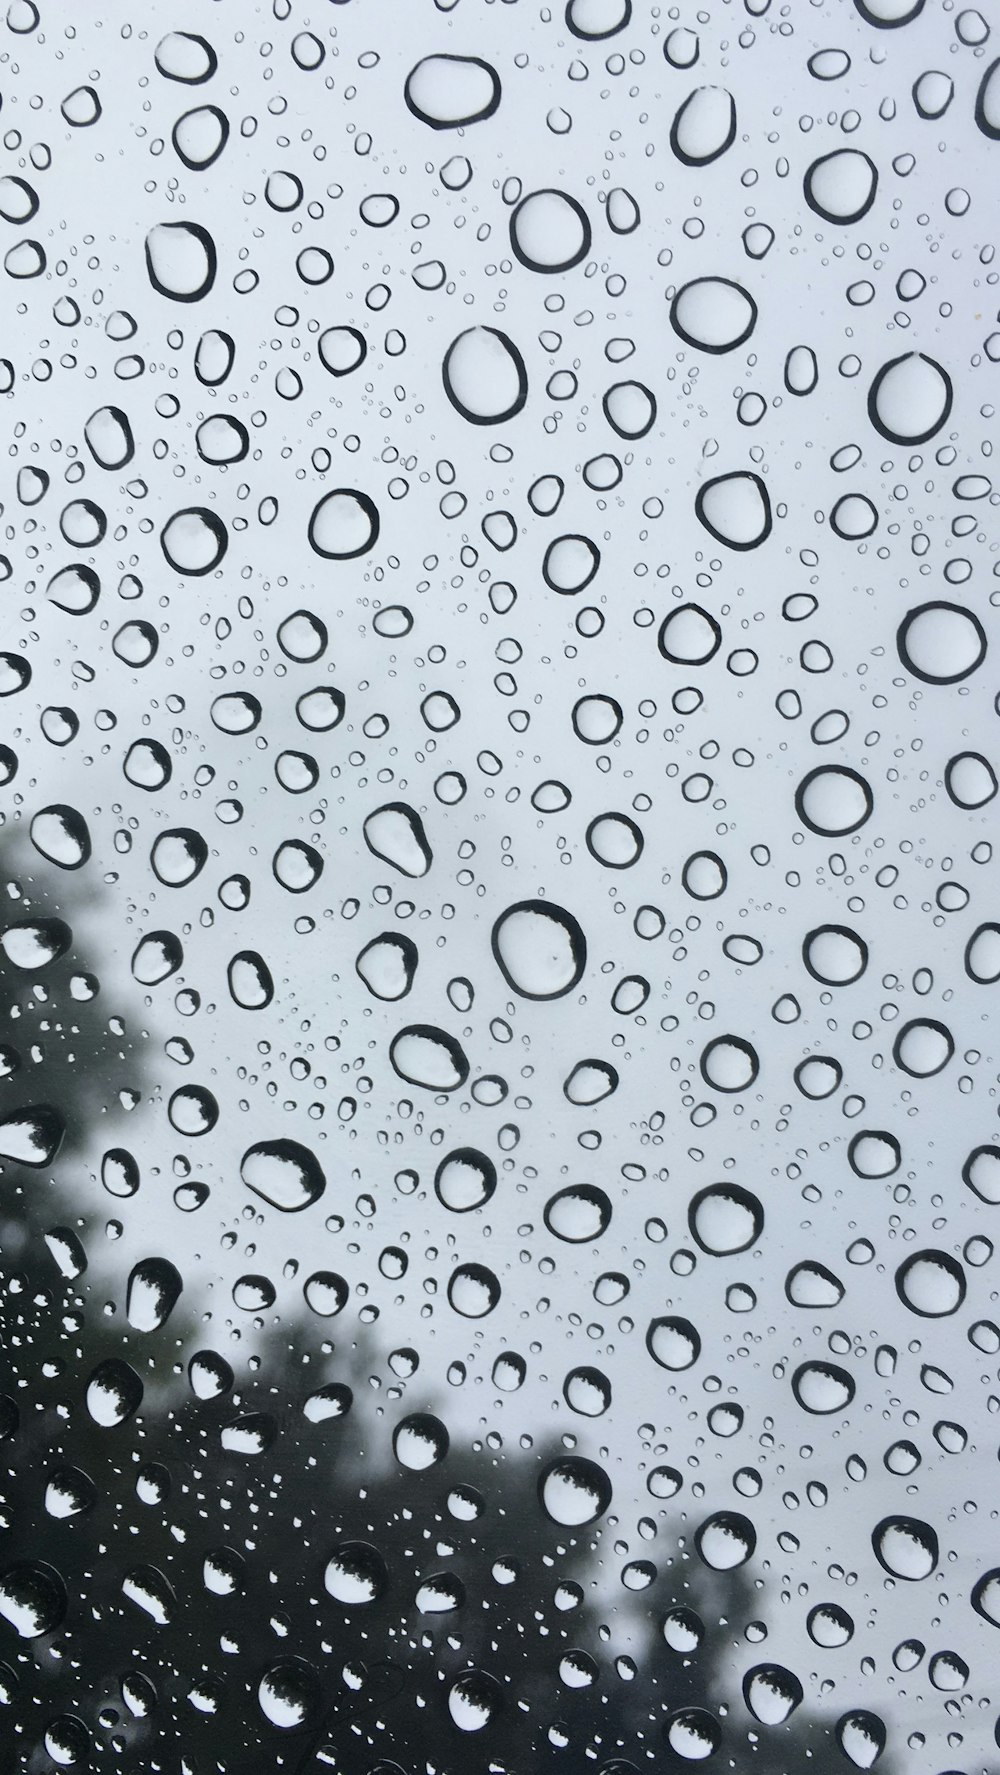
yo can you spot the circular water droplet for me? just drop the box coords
[695,1510,756,1570]
[868,352,953,446]
[688,1184,763,1254]
[586,811,644,869]
[872,1515,938,1581]
[167,1085,218,1136]
[647,1316,701,1370]
[564,1059,618,1104]
[308,488,380,560]
[658,604,721,665]
[743,1664,803,1725]
[699,1035,759,1093]
[434,1148,497,1212]
[240,1139,325,1213]
[257,1658,321,1730]
[785,1260,844,1307]
[545,1184,612,1243]
[895,1249,965,1317]
[491,900,586,999]
[161,506,227,575]
[792,1360,856,1414]
[664,1707,722,1760]
[808,1602,854,1646]
[447,1262,501,1317]
[563,1365,611,1416]
[539,1455,612,1526]
[804,149,878,224]
[695,471,772,550]
[324,1543,388,1606]
[393,1412,449,1470]
[356,932,418,1001]
[892,1017,953,1077]
[670,277,757,353]
[802,924,868,986]
[44,1467,96,1521]
[510,189,591,273]
[795,765,873,835]
[173,104,230,172]
[603,379,656,438]
[155,31,217,82]
[303,1272,349,1317]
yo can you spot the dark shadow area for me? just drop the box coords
[0,841,877,1773]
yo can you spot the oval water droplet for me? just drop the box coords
[442,327,527,425]
[671,87,736,165]
[29,805,91,870]
[126,1258,183,1331]
[145,221,217,301]
[670,277,757,353]
[86,1359,143,1428]
[389,1024,469,1092]
[121,1566,176,1627]
[405,54,500,129]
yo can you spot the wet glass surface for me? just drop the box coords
[1,2,999,1770]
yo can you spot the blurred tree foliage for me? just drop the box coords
[0,843,872,1773]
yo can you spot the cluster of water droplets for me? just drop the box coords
[1,0,1000,1769]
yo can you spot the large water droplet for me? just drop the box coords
[442,327,527,424]
[872,1515,938,1581]
[126,1257,183,1331]
[539,1456,612,1526]
[0,1562,66,1639]
[405,55,501,130]
[86,1359,144,1427]
[324,1542,388,1606]
[145,221,217,301]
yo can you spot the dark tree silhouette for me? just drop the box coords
[0,840,878,1774]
